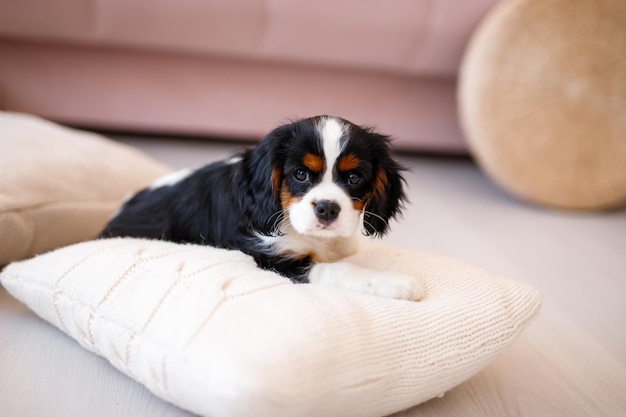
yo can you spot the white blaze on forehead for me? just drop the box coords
[318,117,346,183]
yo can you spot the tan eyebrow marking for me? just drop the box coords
[303,153,324,173]
[338,153,360,172]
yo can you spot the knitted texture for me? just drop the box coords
[0,238,541,417]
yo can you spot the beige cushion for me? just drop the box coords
[0,112,169,265]
[459,0,626,210]
[0,237,541,417]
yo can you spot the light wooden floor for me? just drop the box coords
[1,136,625,416]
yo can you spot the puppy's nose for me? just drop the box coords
[314,200,341,223]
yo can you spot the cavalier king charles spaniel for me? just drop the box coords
[100,116,422,300]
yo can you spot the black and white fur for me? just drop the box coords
[100,116,422,300]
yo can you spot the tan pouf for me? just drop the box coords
[459,0,626,210]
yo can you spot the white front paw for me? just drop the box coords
[308,262,424,301]
[365,271,424,301]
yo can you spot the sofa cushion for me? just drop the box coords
[0,0,497,76]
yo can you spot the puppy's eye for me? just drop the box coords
[294,169,310,182]
[348,172,362,186]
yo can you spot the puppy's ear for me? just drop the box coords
[363,138,407,237]
[239,124,292,235]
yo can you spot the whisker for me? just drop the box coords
[361,219,376,236]
[363,210,389,227]
[268,210,288,236]
[266,210,284,225]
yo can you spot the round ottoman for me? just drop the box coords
[459,0,626,210]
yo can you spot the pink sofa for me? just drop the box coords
[0,0,497,153]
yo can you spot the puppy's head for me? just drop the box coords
[250,116,406,239]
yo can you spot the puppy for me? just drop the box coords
[100,116,422,300]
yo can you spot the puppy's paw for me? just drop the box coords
[309,262,424,301]
[365,271,424,301]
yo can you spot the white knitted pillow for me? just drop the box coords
[0,238,541,417]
